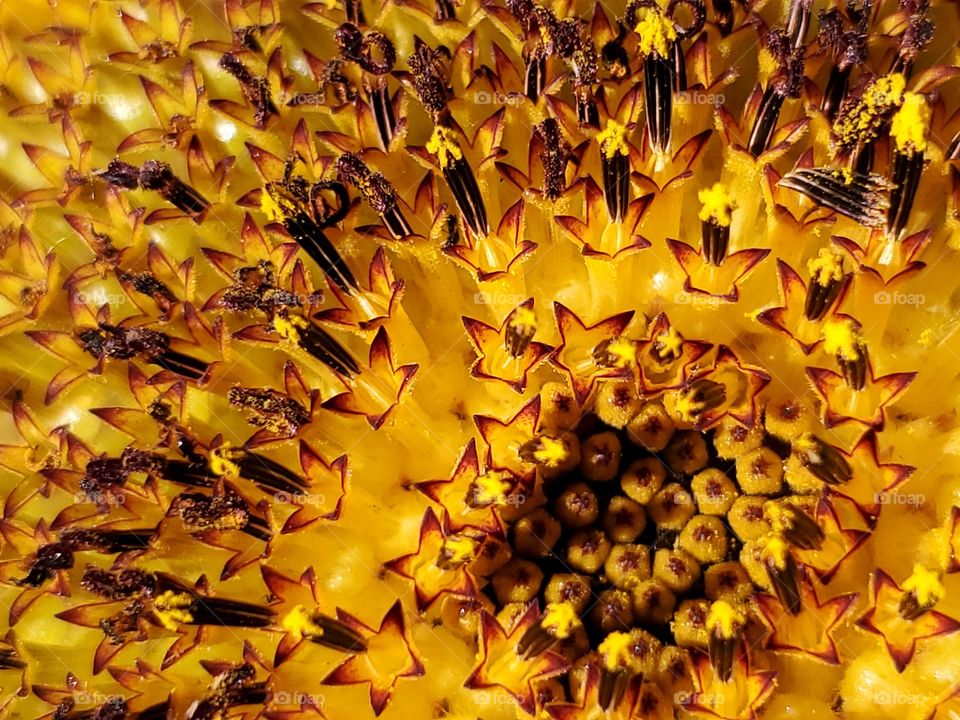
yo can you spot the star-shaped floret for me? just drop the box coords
[760,154,840,231]
[756,259,851,354]
[807,360,915,430]
[824,432,914,523]
[551,303,635,405]
[465,604,569,714]
[272,441,348,532]
[384,508,479,611]
[410,115,537,280]
[257,565,366,671]
[475,396,541,477]
[462,298,553,392]
[555,178,653,259]
[55,570,274,673]
[547,660,671,720]
[261,564,329,665]
[495,115,577,207]
[667,238,769,301]
[208,50,289,131]
[755,567,858,664]
[683,647,777,720]
[119,63,201,150]
[202,219,316,316]
[107,1,192,65]
[794,497,871,584]
[14,116,93,209]
[833,229,930,285]
[415,439,524,535]
[313,246,404,332]
[0,400,83,479]
[637,313,712,393]
[31,302,222,399]
[716,87,809,163]
[856,568,960,671]
[323,326,418,429]
[676,346,770,429]
[323,600,424,716]
[444,199,536,280]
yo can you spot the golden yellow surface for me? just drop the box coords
[0,0,958,718]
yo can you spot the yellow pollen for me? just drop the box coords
[356,176,373,197]
[598,631,635,672]
[832,73,906,148]
[260,186,289,222]
[706,600,745,639]
[674,392,705,423]
[209,443,241,478]
[265,417,287,434]
[834,166,854,185]
[471,471,512,506]
[441,534,478,565]
[426,126,463,168]
[153,591,194,630]
[282,605,325,642]
[823,318,861,362]
[273,314,308,343]
[807,247,845,286]
[634,7,677,58]
[761,534,790,570]
[698,183,734,227]
[606,337,638,367]
[757,48,778,84]
[531,436,569,466]
[541,601,580,640]
[764,502,794,533]
[596,119,630,159]
[656,327,683,358]
[509,307,536,333]
[902,564,944,607]
[211,511,249,531]
[890,92,931,155]
[538,24,551,48]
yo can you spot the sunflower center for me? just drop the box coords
[468,379,824,687]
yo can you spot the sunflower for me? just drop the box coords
[0,0,959,718]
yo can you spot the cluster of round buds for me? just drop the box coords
[471,369,845,688]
